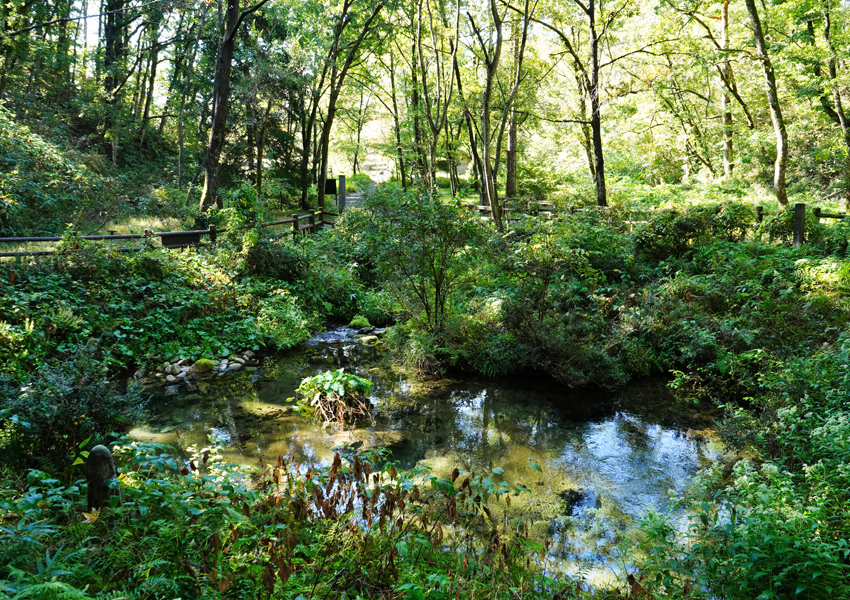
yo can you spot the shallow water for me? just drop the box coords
[132,327,724,582]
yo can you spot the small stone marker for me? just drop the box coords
[85,444,119,511]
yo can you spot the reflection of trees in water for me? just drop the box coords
[415,386,570,458]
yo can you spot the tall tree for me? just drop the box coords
[466,0,534,230]
[315,0,384,211]
[821,0,850,211]
[415,0,460,187]
[199,0,268,210]
[744,0,788,208]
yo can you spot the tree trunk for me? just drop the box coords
[477,9,501,227]
[178,8,206,191]
[721,0,733,179]
[317,88,339,211]
[807,20,841,125]
[505,18,520,198]
[823,6,850,212]
[256,97,273,196]
[55,0,72,103]
[576,69,595,179]
[142,44,159,123]
[200,0,241,210]
[453,45,484,197]
[103,0,125,103]
[411,31,427,182]
[315,2,383,210]
[588,0,607,207]
[505,112,517,198]
[744,0,788,208]
[389,49,407,188]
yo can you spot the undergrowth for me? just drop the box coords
[0,441,571,599]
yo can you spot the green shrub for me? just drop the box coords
[635,206,717,259]
[355,288,396,326]
[435,176,452,189]
[634,203,760,260]
[0,106,120,236]
[293,368,373,429]
[255,288,311,349]
[811,216,850,255]
[641,459,849,600]
[384,325,446,376]
[341,185,482,332]
[516,161,563,200]
[239,234,306,281]
[0,441,554,599]
[346,173,373,193]
[51,226,132,282]
[0,340,148,470]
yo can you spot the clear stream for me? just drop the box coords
[131,327,725,583]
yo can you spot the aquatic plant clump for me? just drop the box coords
[293,368,374,429]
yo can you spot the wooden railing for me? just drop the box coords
[757,203,847,248]
[467,198,559,220]
[469,200,848,248]
[0,209,336,258]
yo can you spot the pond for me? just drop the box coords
[131,327,725,584]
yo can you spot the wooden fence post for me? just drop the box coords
[292,213,299,240]
[308,210,316,233]
[209,225,217,243]
[793,203,806,248]
[338,175,346,213]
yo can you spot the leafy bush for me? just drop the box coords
[515,161,563,201]
[635,206,717,259]
[51,226,133,282]
[0,341,148,470]
[346,172,373,193]
[384,325,447,376]
[238,234,306,281]
[635,203,757,260]
[355,288,396,326]
[641,459,849,599]
[0,442,555,599]
[255,288,311,349]
[335,185,482,332]
[292,368,373,429]
[435,175,452,188]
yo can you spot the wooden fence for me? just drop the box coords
[3,201,846,258]
[757,203,846,248]
[467,198,560,220]
[471,199,847,247]
[0,209,336,259]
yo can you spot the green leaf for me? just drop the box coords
[491,467,504,475]
[529,462,542,473]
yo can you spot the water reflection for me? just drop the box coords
[132,328,723,581]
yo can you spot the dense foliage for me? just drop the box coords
[0,441,560,599]
[3,0,850,593]
[6,0,850,228]
[2,181,850,596]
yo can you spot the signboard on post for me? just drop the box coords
[324,178,337,196]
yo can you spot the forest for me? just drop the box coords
[1,0,850,597]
